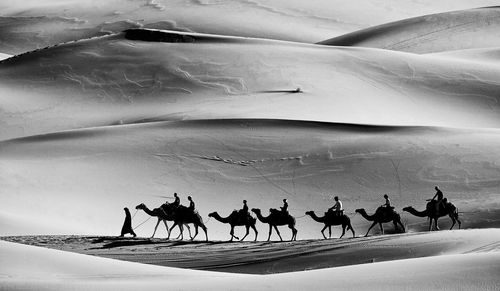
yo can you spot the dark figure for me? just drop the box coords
[120,207,136,237]
[281,199,289,214]
[328,196,343,216]
[172,192,180,208]
[240,200,249,216]
[188,195,195,211]
[382,194,393,208]
[432,186,444,213]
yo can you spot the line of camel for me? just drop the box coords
[134,199,461,242]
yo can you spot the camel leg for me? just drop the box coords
[428,218,433,231]
[202,225,208,242]
[251,224,258,241]
[365,221,377,237]
[320,225,328,239]
[329,226,332,238]
[349,224,356,237]
[290,225,297,241]
[274,225,283,241]
[174,224,184,239]
[229,226,237,241]
[456,215,462,229]
[191,225,199,241]
[434,218,440,231]
[151,219,161,238]
[267,225,273,241]
[398,220,406,233]
[379,223,384,235]
[449,216,456,230]
[162,220,170,236]
[178,224,184,240]
[185,224,193,239]
[241,226,250,241]
[340,225,346,239]
[168,222,178,239]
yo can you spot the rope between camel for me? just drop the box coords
[133,216,152,230]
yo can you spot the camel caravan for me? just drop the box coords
[128,187,462,242]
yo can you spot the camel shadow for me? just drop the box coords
[90,237,233,249]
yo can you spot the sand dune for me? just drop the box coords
[319,7,500,53]
[2,229,500,290]
[1,2,500,290]
[1,119,499,237]
[3,229,500,274]
[2,29,500,141]
[2,0,499,54]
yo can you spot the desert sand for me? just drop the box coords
[1,1,500,290]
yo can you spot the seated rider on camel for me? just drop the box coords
[188,195,196,212]
[239,199,249,217]
[281,199,289,215]
[381,194,395,211]
[328,196,343,216]
[172,192,180,208]
[432,186,445,213]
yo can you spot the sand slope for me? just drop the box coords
[3,229,500,274]
[2,29,500,141]
[2,229,500,290]
[319,7,500,53]
[2,0,499,54]
[1,119,499,237]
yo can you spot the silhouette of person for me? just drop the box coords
[120,207,136,237]
[329,196,343,216]
[172,192,180,208]
[382,194,391,208]
[188,195,195,211]
[239,200,249,217]
[432,186,444,213]
[281,199,289,214]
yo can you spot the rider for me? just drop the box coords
[240,199,249,216]
[187,195,195,211]
[172,192,180,208]
[431,186,444,213]
[329,196,343,216]
[382,194,391,208]
[281,199,289,215]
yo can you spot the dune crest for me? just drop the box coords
[319,7,500,53]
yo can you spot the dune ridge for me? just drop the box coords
[2,27,500,141]
[319,6,500,53]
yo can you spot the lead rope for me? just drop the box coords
[133,216,152,231]
[131,209,138,220]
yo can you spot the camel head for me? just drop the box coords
[251,208,261,214]
[135,203,146,210]
[402,206,413,212]
[355,208,366,214]
[305,211,313,216]
[208,212,217,217]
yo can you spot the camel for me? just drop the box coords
[403,199,461,231]
[161,202,209,241]
[251,208,297,241]
[305,211,355,239]
[208,211,258,241]
[135,203,191,239]
[355,207,405,237]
